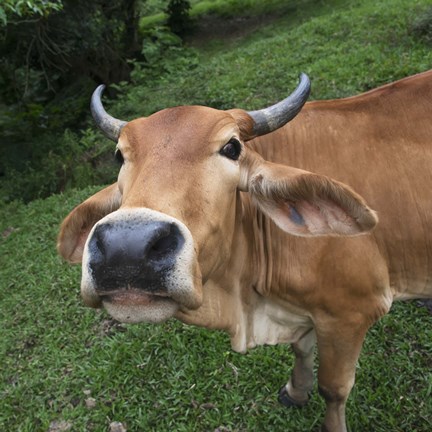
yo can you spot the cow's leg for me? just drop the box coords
[316,322,369,432]
[279,328,316,407]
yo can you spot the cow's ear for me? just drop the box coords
[57,183,121,263]
[247,161,377,236]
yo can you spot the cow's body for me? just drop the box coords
[254,70,432,301]
[180,70,432,349]
[58,70,432,432]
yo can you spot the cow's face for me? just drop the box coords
[59,106,255,323]
[115,107,247,281]
[58,78,378,324]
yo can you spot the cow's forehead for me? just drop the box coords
[119,106,240,160]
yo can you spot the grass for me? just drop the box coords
[120,0,432,120]
[2,0,432,430]
[1,190,431,431]
[139,0,309,28]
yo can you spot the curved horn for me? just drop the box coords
[248,73,311,137]
[90,85,127,142]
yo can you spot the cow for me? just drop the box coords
[57,70,432,432]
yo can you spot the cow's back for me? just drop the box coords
[249,70,432,300]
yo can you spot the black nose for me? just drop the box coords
[88,220,185,293]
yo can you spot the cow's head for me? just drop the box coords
[58,74,377,324]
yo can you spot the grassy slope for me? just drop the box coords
[1,191,431,431]
[1,0,432,430]
[120,0,431,120]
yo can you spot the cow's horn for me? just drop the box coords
[248,73,311,137]
[91,85,127,142]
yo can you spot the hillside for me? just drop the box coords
[1,1,432,430]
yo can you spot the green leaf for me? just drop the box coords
[0,7,7,26]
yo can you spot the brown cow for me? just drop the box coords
[58,70,432,432]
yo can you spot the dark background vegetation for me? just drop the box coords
[1,0,432,203]
[0,0,432,202]
[1,1,432,431]
[0,0,192,202]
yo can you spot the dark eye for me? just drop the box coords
[115,149,124,165]
[220,138,241,161]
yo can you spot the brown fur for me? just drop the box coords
[58,70,432,432]
[57,183,121,263]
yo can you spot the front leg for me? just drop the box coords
[315,319,369,432]
[279,328,316,407]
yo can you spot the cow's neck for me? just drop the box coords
[175,193,312,353]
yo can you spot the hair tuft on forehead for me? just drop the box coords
[227,109,255,141]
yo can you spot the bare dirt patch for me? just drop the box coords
[185,11,291,47]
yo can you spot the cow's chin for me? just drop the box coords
[101,291,179,323]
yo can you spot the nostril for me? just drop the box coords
[91,222,115,255]
[95,235,105,255]
[88,225,108,264]
[150,235,177,257]
[147,224,183,263]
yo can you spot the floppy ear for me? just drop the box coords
[57,183,121,263]
[247,160,377,236]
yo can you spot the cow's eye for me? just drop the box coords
[220,138,241,161]
[115,149,124,165]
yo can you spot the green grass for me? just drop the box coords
[2,0,432,430]
[139,0,294,29]
[121,0,432,120]
[0,190,431,431]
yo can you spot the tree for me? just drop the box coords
[0,0,141,103]
[0,0,63,26]
[0,0,143,202]
[165,0,193,36]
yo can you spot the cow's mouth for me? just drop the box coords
[80,209,203,320]
[98,288,170,306]
[97,288,179,323]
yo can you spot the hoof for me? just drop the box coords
[278,385,309,408]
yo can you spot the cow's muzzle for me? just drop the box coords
[80,208,203,323]
[88,220,185,295]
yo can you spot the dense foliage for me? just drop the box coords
[165,0,193,35]
[0,0,63,25]
[0,0,431,205]
[0,0,182,202]
[2,1,140,94]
